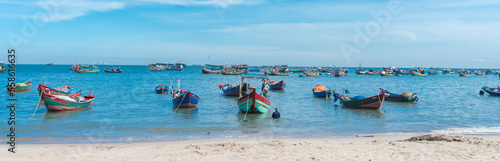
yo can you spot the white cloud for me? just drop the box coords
[139,0,263,8]
[38,0,125,22]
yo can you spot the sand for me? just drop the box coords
[2,134,500,161]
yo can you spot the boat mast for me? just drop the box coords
[239,75,242,98]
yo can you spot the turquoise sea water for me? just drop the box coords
[1,65,500,143]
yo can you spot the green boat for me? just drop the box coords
[75,66,99,74]
[7,80,32,92]
[41,91,95,111]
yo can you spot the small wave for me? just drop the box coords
[430,127,500,135]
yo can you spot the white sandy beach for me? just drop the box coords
[2,134,500,161]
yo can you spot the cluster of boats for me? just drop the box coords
[148,62,186,71]
[69,64,123,73]
[355,65,500,77]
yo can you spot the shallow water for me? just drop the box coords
[1,65,499,143]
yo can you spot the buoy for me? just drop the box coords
[479,90,484,95]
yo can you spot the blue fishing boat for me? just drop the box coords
[155,84,169,94]
[269,80,285,90]
[237,74,271,113]
[219,84,241,96]
[312,85,334,97]
[381,89,418,102]
[482,86,500,96]
[172,90,199,108]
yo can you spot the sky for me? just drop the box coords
[1,0,500,68]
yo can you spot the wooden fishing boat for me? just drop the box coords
[336,93,385,109]
[150,68,162,72]
[269,80,285,90]
[37,84,71,96]
[155,85,169,94]
[458,72,470,77]
[41,91,95,111]
[475,72,485,75]
[202,68,221,74]
[75,66,99,74]
[222,71,242,75]
[267,71,290,76]
[411,71,428,76]
[7,80,32,92]
[481,86,500,96]
[0,68,5,73]
[219,84,241,96]
[104,67,123,73]
[172,90,199,108]
[381,89,418,102]
[367,72,379,75]
[304,72,319,77]
[379,71,393,76]
[312,85,333,98]
[238,88,270,113]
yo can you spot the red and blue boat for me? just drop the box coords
[334,92,385,109]
[482,86,500,96]
[269,80,285,90]
[381,89,418,102]
[219,84,241,96]
[312,85,333,97]
[172,90,199,108]
[237,88,270,113]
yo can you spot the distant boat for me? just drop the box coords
[458,72,470,77]
[47,63,54,66]
[312,85,334,98]
[219,84,241,96]
[411,71,428,76]
[75,66,99,74]
[481,86,500,96]
[7,80,32,92]
[336,93,385,109]
[222,70,243,75]
[202,68,221,74]
[104,67,123,73]
[0,63,5,73]
[379,71,393,76]
[269,80,285,90]
[41,90,95,111]
[303,71,319,77]
[172,90,199,108]
[37,83,71,96]
[381,89,418,102]
[267,71,290,76]
[155,85,169,94]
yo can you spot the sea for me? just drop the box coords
[1,65,500,144]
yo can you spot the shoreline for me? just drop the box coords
[3,134,500,160]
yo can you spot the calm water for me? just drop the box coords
[1,65,500,143]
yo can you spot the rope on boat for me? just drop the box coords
[378,93,386,113]
[30,87,43,118]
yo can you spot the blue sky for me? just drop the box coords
[1,0,500,68]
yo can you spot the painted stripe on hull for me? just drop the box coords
[46,105,89,111]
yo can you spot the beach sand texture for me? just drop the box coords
[2,134,500,161]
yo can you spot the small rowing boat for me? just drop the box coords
[172,90,199,108]
[219,84,241,96]
[335,93,385,109]
[7,80,32,92]
[481,86,500,96]
[155,84,169,94]
[381,89,418,102]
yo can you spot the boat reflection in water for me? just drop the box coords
[340,107,385,119]
[43,108,91,120]
[235,112,271,134]
[172,107,198,119]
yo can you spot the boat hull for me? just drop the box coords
[173,92,199,108]
[237,89,270,113]
[42,91,93,111]
[411,72,428,76]
[313,89,333,98]
[269,80,285,90]
[482,87,500,96]
[155,86,169,94]
[267,72,290,76]
[221,85,241,96]
[38,84,70,96]
[202,68,221,74]
[340,94,385,109]
[75,69,99,74]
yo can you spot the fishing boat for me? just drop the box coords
[75,65,99,74]
[379,71,393,76]
[411,70,428,76]
[481,86,500,96]
[0,61,5,73]
[219,84,241,96]
[312,85,334,98]
[222,70,243,75]
[104,67,123,73]
[37,84,71,96]
[155,85,169,94]
[475,72,485,75]
[267,71,290,76]
[238,88,270,113]
[47,63,54,66]
[303,71,319,77]
[201,68,221,74]
[381,89,418,102]
[41,90,95,111]
[7,80,32,92]
[289,67,304,73]
[172,90,199,108]
[0,68,5,73]
[335,93,385,109]
[237,74,271,113]
[269,80,285,90]
[458,72,470,77]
